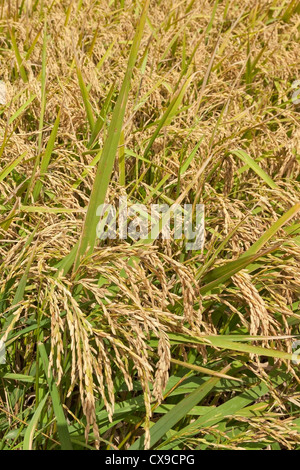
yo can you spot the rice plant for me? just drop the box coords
[0,0,300,451]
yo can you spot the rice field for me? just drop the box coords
[0,0,300,451]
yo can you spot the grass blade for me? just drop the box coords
[0,151,27,183]
[243,202,300,257]
[73,0,150,270]
[9,28,28,83]
[75,58,95,132]
[231,149,278,189]
[32,108,61,201]
[129,366,230,449]
[23,393,49,450]
[199,202,300,293]
[38,343,73,450]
